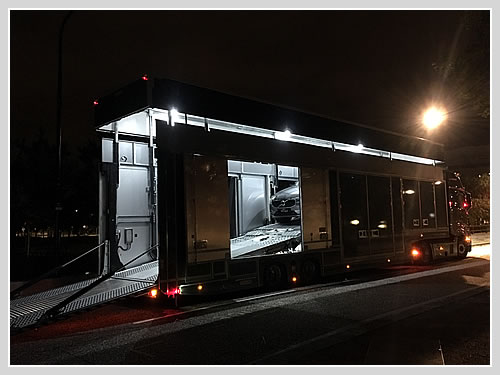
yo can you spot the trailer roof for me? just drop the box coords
[94,77,445,161]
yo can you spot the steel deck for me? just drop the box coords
[10,261,158,330]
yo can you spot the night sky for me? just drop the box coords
[10,10,490,152]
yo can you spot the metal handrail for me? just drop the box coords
[10,241,107,299]
[39,243,159,323]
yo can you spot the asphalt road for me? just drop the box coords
[10,255,490,365]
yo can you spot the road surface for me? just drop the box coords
[10,251,490,365]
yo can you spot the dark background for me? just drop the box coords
[10,10,490,147]
[9,10,490,278]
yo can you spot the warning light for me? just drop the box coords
[197,284,203,291]
[165,288,180,297]
[291,276,297,283]
[465,236,471,243]
[411,249,420,257]
[148,288,158,298]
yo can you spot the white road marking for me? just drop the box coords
[132,259,489,326]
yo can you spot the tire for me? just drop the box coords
[300,259,319,285]
[458,242,468,259]
[422,243,433,264]
[264,264,285,289]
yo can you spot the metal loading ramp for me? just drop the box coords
[231,223,302,258]
[10,260,158,330]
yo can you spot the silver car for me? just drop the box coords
[270,183,301,223]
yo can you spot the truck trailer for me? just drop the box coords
[10,76,472,329]
[94,76,472,297]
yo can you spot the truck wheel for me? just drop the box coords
[264,264,285,290]
[301,259,319,285]
[422,243,433,264]
[458,242,468,258]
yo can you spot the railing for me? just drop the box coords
[10,241,109,300]
[38,243,158,322]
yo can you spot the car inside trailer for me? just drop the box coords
[227,160,302,259]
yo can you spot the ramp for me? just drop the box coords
[231,223,301,258]
[10,261,158,330]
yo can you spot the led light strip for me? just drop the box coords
[150,108,442,166]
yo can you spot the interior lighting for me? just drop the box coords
[350,143,364,153]
[404,189,415,195]
[275,129,292,141]
[434,181,442,185]
[350,219,360,225]
[170,108,179,126]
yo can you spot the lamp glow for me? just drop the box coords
[423,107,446,129]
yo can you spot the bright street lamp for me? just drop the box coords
[422,107,447,130]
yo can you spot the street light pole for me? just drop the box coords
[55,10,73,261]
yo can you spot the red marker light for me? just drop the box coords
[142,75,149,81]
[463,201,469,208]
[93,100,99,106]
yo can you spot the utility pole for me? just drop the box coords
[55,10,73,262]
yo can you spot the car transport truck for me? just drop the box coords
[94,76,472,297]
[10,76,472,329]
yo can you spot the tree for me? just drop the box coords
[431,10,490,147]
[459,170,490,226]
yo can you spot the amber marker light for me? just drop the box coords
[411,249,420,257]
[148,288,158,298]
[291,276,297,283]
[197,284,203,291]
